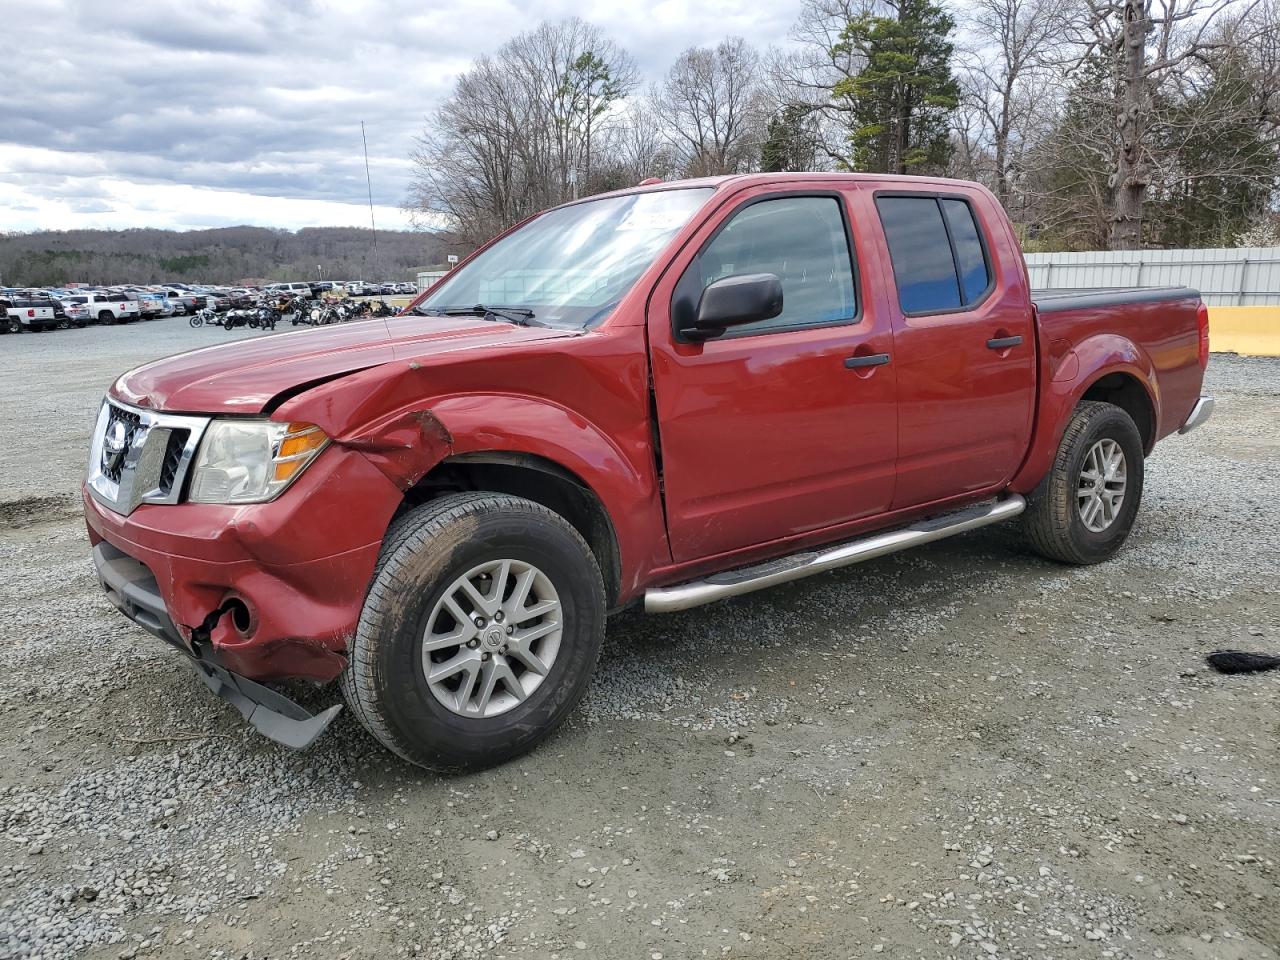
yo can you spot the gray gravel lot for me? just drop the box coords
[1,321,1277,960]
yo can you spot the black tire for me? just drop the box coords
[1023,400,1145,565]
[98,311,114,326]
[55,318,70,330]
[341,493,606,771]
[8,318,23,334]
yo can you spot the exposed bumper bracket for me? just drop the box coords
[1179,395,1214,434]
[93,542,341,750]
[190,660,342,750]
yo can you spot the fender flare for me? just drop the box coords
[1009,333,1160,494]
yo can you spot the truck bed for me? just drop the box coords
[1030,284,1203,446]
[1031,286,1198,313]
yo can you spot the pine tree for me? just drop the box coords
[832,0,960,174]
[760,105,819,172]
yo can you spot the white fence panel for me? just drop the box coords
[1023,247,1280,306]
[416,270,447,293]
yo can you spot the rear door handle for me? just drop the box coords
[844,353,891,369]
[987,336,1023,350]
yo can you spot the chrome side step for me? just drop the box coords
[644,495,1026,613]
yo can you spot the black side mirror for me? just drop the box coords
[681,273,783,341]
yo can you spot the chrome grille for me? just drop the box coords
[158,430,191,494]
[87,400,210,515]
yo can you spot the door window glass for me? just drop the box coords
[940,199,991,303]
[875,196,962,313]
[694,196,856,334]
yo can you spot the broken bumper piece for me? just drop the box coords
[92,541,342,750]
[190,660,342,750]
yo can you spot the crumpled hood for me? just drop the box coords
[110,315,575,414]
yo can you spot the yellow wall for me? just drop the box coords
[1210,306,1280,358]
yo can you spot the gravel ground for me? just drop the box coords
[1,323,1277,960]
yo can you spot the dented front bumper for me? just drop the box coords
[83,443,403,685]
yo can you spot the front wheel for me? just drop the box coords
[1023,400,1145,565]
[341,493,606,771]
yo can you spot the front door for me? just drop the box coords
[647,187,898,564]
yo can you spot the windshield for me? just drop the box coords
[417,187,713,329]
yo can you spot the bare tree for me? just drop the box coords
[654,38,767,176]
[954,0,1076,206]
[770,0,876,167]
[606,101,680,183]
[1076,0,1259,248]
[408,18,637,245]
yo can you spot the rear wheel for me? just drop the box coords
[341,493,606,771]
[98,311,114,326]
[8,318,23,334]
[1023,400,1145,565]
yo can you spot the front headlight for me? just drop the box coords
[188,420,328,504]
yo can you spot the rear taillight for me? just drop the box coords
[1196,301,1209,369]
[26,309,34,317]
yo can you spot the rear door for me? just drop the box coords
[863,188,1035,509]
[648,185,898,563]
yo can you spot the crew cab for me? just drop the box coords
[84,173,1212,769]
[75,292,141,324]
[3,296,58,333]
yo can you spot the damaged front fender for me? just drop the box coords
[273,360,456,491]
[337,408,454,491]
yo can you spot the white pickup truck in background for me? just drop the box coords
[63,292,141,324]
[2,297,58,333]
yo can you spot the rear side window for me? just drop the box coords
[876,196,991,314]
[940,199,990,303]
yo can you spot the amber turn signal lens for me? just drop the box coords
[272,423,327,483]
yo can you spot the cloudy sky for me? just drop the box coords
[0,0,799,233]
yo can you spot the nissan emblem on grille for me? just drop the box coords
[102,420,130,472]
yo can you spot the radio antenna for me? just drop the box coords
[361,121,379,279]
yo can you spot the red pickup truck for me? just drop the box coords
[85,173,1213,769]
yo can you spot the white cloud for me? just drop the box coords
[0,0,803,232]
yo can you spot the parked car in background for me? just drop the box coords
[74,292,141,324]
[137,292,174,319]
[59,299,94,328]
[2,296,58,333]
[266,282,314,300]
[163,291,201,315]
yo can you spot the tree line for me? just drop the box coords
[0,226,452,287]
[408,0,1279,252]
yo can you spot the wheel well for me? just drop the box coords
[399,453,622,607]
[1081,373,1155,452]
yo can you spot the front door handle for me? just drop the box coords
[987,335,1023,350]
[844,353,891,369]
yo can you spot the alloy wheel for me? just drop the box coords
[422,559,563,718]
[1077,438,1127,532]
